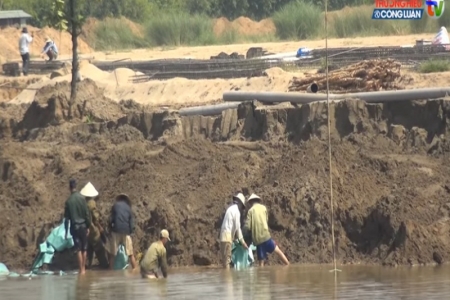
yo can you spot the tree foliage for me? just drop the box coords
[45,0,68,31]
[1,0,376,22]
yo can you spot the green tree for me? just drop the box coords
[45,0,68,55]
[66,0,85,118]
[43,0,88,118]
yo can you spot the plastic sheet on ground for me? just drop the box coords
[432,27,449,45]
[231,241,256,270]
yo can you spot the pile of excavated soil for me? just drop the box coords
[213,17,275,36]
[0,26,93,62]
[1,79,450,270]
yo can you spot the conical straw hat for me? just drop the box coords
[80,182,99,198]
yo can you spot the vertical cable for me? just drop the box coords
[325,0,340,276]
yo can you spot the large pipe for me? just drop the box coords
[306,83,318,94]
[223,87,450,104]
[178,102,241,116]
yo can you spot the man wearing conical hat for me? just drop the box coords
[244,193,289,267]
[80,182,109,269]
[219,193,249,268]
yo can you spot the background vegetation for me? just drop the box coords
[0,0,448,49]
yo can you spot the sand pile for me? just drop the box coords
[106,68,144,85]
[9,61,296,107]
[108,68,295,108]
[0,26,93,62]
[1,92,450,269]
[10,61,110,104]
[213,16,276,36]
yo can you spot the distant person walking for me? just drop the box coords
[244,194,289,267]
[108,193,138,270]
[140,229,171,279]
[18,27,33,76]
[41,37,58,61]
[64,179,91,275]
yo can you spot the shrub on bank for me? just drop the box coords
[438,5,450,28]
[87,4,446,50]
[92,18,148,50]
[330,6,411,38]
[272,1,322,40]
[145,13,216,46]
[419,60,450,73]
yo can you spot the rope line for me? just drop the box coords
[325,0,341,276]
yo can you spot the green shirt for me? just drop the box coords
[140,241,168,278]
[244,203,271,246]
[64,191,91,232]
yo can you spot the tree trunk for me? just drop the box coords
[69,0,78,120]
[59,30,62,56]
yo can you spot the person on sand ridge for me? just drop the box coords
[244,193,289,267]
[140,229,171,279]
[219,193,248,268]
[18,27,33,76]
[41,37,58,61]
[64,179,91,275]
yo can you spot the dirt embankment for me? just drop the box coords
[1,79,450,269]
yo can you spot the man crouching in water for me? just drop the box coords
[140,229,170,279]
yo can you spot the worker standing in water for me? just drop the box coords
[140,229,171,279]
[219,193,248,268]
[18,27,33,76]
[107,193,138,270]
[244,194,289,267]
[79,182,109,269]
[41,37,58,61]
[64,179,91,275]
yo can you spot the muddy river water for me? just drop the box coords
[1,265,450,299]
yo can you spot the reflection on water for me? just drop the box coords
[2,265,450,299]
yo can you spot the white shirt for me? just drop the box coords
[19,33,33,55]
[219,204,244,243]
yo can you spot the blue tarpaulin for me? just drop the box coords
[0,263,9,276]
[1,218,128,277]
[30,218,75,272]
